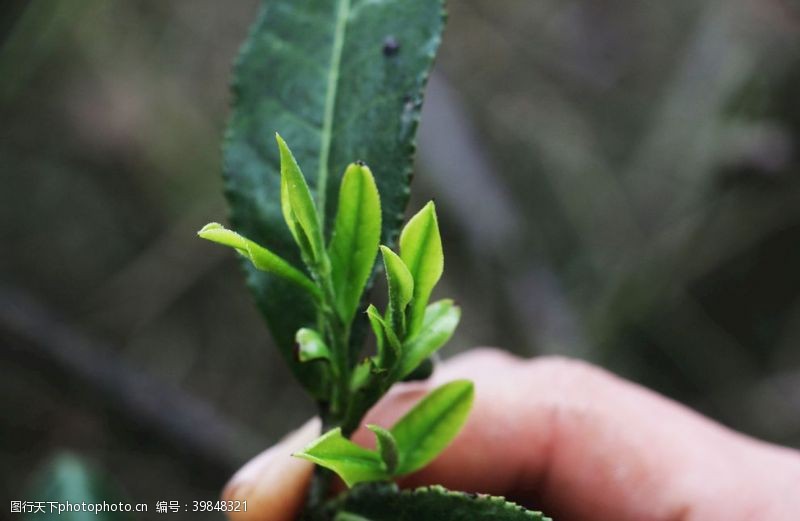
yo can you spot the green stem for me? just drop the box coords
[303,264,353,513]
[303,467,334,520]
[302,408,336,519]
[318,273,351,418]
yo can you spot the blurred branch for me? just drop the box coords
[0,287,262,485]
[624,0,760,229]
[418,72,589,357]
[0,0,27,45]
[0,0,94,102]
[463,0,621,91]
[86,200,226,333]
[419,74,523,252]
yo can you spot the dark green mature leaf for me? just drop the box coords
[223,0,445,396]
[294,428,388,487]
[329,162,381,323]
[391,380,473,475]
[397,299,459,379]
[380,245,414,336]
[26,453,133,521]
[329,483,552,521]
[400,202,444,337]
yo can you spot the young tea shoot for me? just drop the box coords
[199,136,466,489]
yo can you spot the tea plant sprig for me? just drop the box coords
[199,136,466,489]
[204,1,554,518]
[295,379,473,487]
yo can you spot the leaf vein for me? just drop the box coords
[317,0,352,227]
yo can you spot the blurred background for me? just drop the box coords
[3,0,800,517]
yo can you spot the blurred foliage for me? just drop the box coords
[2,0,800,517]
[25,453,132,520]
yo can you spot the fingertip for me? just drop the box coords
[223,418,320,521]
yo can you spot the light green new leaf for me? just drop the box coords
[350,356,376,392]
[198,223,320,299]
[380,245,414,336]
[280,175,315,264]
[366,305,386,364]
[277,134,326,265]
[400,202,443,337]
[277,137,314,262]
[296,328,331,363]
[294,428,388,487]
[367,304,401,363]
[397,300,460,379]
[222,0,445,399]
[391,380,474,476]
[329,163,381,323]
[367,425,399,474]
[197,222,250,250]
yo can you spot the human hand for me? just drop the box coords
[222,349,800,521]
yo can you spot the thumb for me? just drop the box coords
[222,418,318,521]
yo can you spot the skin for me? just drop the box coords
[222,349,800,521]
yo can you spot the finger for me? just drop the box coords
[222,418,319,521]
[353,349,800,521]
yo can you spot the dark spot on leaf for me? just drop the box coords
[356,159,365,166]
[383,36,400,57]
